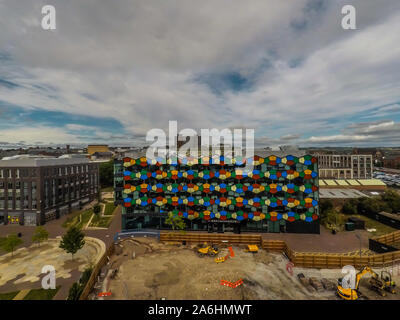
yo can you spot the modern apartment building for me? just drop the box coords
[114,151,320,234]
[0,157,99,226]
[317,154,373,179]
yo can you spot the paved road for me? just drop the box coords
[261,226,370,253]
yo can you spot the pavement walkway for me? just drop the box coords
[0,207,121,300]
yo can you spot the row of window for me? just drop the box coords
[0,164,98,179]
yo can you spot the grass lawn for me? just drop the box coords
[350,214,397,236]
[23,286,61,300]
[90,215,113,228]
[63,209,93,229]
[334,213,397,236]
[104,202,116,215]
[0,291,19,300]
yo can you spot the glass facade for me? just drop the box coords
[115,154,320,233]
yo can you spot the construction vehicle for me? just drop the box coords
[380,270,396,294]
[245,245,259,253]
[369,270,396,295]
[337,266,396,300]
[197,243,219,257]
[337,266,375,300]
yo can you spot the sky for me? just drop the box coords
[0,0,400,149]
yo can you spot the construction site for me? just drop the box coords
[93,235,400,300]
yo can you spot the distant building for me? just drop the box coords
[316,154,373,179]
[87,145,109,155]
[352,148,384,165]
[91,151,113,161]
[383,155,400,169]
[0,157,99,226]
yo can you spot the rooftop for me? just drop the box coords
[319,188,369,199]
[0,157,90,167]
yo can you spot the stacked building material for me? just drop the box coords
[321,278,336,291]
[309,277,324,291]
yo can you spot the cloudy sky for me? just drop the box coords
[0,0,400,148]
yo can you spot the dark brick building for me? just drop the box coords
[0,157,99,226]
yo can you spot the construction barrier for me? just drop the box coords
[215,255,229,263]
[220,279,244,288]
[372,230,400,246]
[160,232,262,245]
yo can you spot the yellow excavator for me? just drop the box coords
[337,266,369,300]
[197,243,219,257]
[337,266,396,300]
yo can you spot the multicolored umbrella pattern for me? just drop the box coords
[121,155,319,222]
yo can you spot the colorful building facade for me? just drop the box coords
[114,153,320,233]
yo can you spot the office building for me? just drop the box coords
[0,157,99,226]
[316,154,373,179]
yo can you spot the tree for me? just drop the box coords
[93,204,101,216]
[165,212,186,231]
[358,197,381,215]
[67,282,82,300]
[32,226,49,247]
[319,199,334,220]
[99,160,114,188]
[1,234,23,257]
[381,189,400,213]
[342,199,358,215]
[59,226,85,261]
[67,267,93,300]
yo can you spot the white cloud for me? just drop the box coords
[0,0,399,145]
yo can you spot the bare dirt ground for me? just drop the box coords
[106,238,325,300]
[105,238,400,300]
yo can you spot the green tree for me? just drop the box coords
[67,282,83,300]
[342,199,358,215]
[165,212,186,231]
[99,160,114,188]
[93,204,101,216]
[79,267,93,286]
[319,199,334,220]
[358,197,381,215]
[1,234,23,257]
[381,189,400,213]
[59,226,85,261]
[32,226,49,247]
